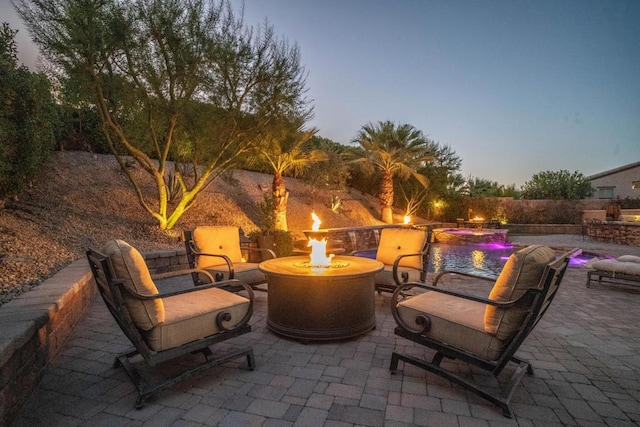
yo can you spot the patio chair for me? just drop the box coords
[586,255,640,289]
[183,226,276,292]
[373,227,431,294]
[389,245,577,417]
[86,240,255,408]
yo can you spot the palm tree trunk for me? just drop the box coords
[380,170,394,224]
[273,172,289,231]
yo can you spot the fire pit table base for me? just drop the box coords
[259,256,384,342]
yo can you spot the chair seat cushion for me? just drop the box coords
[144,287,251,351]
[193,226,243,268]
[375,266,422,289]
[207,262,268,285]
[397,291,507,360]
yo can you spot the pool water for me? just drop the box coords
[430,243,513,278]
[353,243,601,279]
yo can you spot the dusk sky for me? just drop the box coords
[3,0,639,187]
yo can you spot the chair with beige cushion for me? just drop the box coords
[586,255,640,289]
[183,226,276,291]
[390,245,577,417]
[86,239,255,408]
[373,227,431,293]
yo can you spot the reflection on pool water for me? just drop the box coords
[353,243,604,279]
[429,243,513,278]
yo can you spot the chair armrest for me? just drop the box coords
[160,279,255,300]
[392,280,535,309]
[432,270,497,286]
[117,276,255,301]
[152,268,215,284]
[190,251,234,279]
[392,252,426,285]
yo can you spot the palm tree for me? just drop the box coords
[252,123,327,231]
[352,121,433,223]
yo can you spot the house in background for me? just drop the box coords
[587,161,640,199]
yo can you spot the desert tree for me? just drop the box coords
[352,121,432,223]
[14,0,312,229]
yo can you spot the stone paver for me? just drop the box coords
[12,236,640,426]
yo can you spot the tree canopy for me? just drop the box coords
[14,0,312,229]
[521,170,593,200]
[0,22,55,201]
[352,121,433,223]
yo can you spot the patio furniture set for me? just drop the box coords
[86,226,577,418]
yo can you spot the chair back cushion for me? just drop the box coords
[376,228,428,269]
[102,239,164,330]
[193,226,243,268]
[484,245,555,340]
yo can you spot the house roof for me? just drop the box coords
[587,161,640,180]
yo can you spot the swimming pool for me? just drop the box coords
[354,243,601,278]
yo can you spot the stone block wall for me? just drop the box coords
[143,247,190,273]
[0,259,95,425]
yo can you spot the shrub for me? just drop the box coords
[0,23,56,200]
[273,230,294,257]
[501,199,583,224]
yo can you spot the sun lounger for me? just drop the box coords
[586,255,640,289]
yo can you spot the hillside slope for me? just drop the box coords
[0,151,396,304]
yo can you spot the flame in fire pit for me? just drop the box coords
[307,212,334,266]
[311,212,322,231]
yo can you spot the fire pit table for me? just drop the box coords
[259,255,384,342]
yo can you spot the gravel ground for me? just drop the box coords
[0,151,386,306]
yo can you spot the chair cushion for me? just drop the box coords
[397,291,507,360]
[144,287,251,351]
[207,262,268,285]
[376,228,428,269]
[590,259,640,277]
[617,255,640,264]
[193,226,243,268]
[484,245,555,340]
[375,265,422,288]
[102,239,164,330]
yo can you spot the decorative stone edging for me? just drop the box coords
[0,259,95,425]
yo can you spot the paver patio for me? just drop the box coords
[11,236,640,426]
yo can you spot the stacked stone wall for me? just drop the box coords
[0,260,95,425]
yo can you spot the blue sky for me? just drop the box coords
[4,0,639,187]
